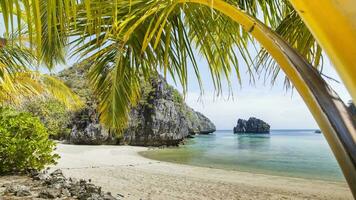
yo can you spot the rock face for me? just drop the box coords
[186,107,216,134]
[123,77,190,146]
[70,123,109,145]
[58,64,216,146]
[233,117,270,134]
[69,104,109,145]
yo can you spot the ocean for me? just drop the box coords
[140,130,345,182]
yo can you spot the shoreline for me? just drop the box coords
[52,144,353,200]
[139,150,346,183]
[138,147,346,183]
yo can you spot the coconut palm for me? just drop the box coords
[0,0,355,196]
[0,33,82,109]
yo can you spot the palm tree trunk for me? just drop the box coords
[182,0,356,196]
[288,0,356,101]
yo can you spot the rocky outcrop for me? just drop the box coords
[123,76,216,145]
[69,103,110,145]
[58,64,216,146]
[233,117,270,134]
[186,107,216,134]
[123,77,190,146]
[0,170,117,199]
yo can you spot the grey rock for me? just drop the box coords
[186,108,216,134]
[15,186,31,197]
[58,64,216,146]
[38,188,61,199]
[15,189,31,197]
[70,123,109,145]
[33,173,50,181]
[84,183,101,194]
[124,76,216,146]
[233,117,270,134]
[61,188,71,197]
[50,169,63,176]
[69,184,82,197]
[3,171,117,200]
[5,184,31,196]
[123,77,190,146]
[46,169,67,186]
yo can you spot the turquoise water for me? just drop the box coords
[140,130,345,182]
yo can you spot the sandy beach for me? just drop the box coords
[52,144,353,200]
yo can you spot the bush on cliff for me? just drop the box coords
[0,107,59,174]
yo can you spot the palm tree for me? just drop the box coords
[0,0,355,196]
[0,34,82,110]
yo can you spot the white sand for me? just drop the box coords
[52,144,353,200]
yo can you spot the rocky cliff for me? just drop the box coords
[233,117,270,134]
[186,107,216,134]
[58,64,215,146]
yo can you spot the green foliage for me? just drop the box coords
[57,63,93,100]
[0,107,59,174]
[136,80,153,107]
[168,85,184,105]
[23,99,71,139]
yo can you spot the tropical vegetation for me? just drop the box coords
[0,107,59,174]
[0,0,355,196]
[22,98,71,139]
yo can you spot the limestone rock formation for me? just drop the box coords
[58,63,216,146]
[233,117,270,134]
[186,107,216,134]
[123,77,190,146]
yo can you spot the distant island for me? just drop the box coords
[233,117,270,134]
[315,130,322,134]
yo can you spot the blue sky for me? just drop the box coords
[1,20,351,130]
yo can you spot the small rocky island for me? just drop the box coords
[233,117,270,134]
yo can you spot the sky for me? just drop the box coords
[163,53,351,130]
[1,19,352,130]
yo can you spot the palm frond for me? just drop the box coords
[0,70,83,110]
[0,0,76,69]
[0,35,82,110]
[66,0,320,131]
[256,9,323,88]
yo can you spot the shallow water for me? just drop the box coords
[140,130,345,182]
